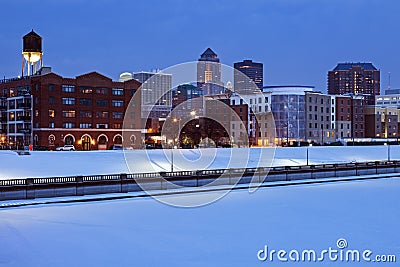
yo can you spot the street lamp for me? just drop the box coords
[385,142,391,161]
[307,143,312,165]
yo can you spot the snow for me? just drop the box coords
[0,177,399,266]
[0,145,399,179]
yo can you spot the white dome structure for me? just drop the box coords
[119,72,133,82]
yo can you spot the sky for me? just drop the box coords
[0,0,399,92]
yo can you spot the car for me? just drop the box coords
[56,145,75,151]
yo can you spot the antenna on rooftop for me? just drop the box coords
[388,72,391,90]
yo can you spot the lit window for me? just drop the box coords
[49,110,55,118]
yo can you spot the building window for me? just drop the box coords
[112,112,124,119]
[265,97,268,103]
[49,109,55,118]
[80,87,93,94]
[49,122,55,128]
[80,98,92,106]
[96,124,109,129]
[96,111,109,118]
[62,85,75,93]
[112,88,123,96]
[130,112,135,119]
[80,111,92,118]
[62,122,75,128]
[113,123,122,129]
[231,99,236,105]
[96,88,108,94]
[49,84,54,92]
[79,123,92,129]
[35,110,39,117]
[62,97,75,105]
[250,99,253,104]
[258,97,262,103]
[96,99,108,106]
[49,96,55,105]
[112,100,124,107]
[62,110,76,118]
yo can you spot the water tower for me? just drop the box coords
[22,30,43,76]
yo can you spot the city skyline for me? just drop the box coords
[1,0,399,92]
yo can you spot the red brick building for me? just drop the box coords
[0,70,142,150]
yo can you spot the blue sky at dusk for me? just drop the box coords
[1,0,399,92]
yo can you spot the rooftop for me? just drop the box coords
[333,62,378,71]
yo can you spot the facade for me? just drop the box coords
[230,92,273,146]
[305,92,336,144]
[328,62,380,105]
[133,71,172,119]
[335,95,365,139]
[365,106,398,138]
[265,86,313,145]
[0,71,142,150]
[233,59,263,93]
[172,83,203,109]
[197,48,224,95]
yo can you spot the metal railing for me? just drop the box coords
[1,160,399,201]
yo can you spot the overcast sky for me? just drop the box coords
[1,0,399,92]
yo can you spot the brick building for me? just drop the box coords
[335,95,365,139]
[0,70,142,150]
[328,62,380,105]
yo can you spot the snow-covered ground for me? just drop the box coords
[0,145,399,179]
[0,177,399,266]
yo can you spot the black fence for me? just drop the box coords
[1,160,400,201]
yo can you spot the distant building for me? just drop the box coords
[0,71,142,150]
[233,59,263,93]
[365,106,398,138]
[197,48,224,95]
[264,86,314,145]
[305,92,336,144]
[328,62,380,105]
[133,71,172,118]
[335,95,365,139]
[172,84,203,109]
[0,31,143,150]
[230,92,274,147]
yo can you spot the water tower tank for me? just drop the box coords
[22,30,43,76]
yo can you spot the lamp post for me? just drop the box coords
[307,143,312,165]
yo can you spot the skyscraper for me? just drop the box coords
[197,48,223,95]
[328,62,380,105]
[234,59,263,93]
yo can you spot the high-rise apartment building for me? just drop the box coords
[233,59,263,93]
[328,62,380,105]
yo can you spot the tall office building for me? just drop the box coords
[197,48,223,95]
[328,62,380,105]
[133,71,172,118]
[233,59,263,93]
